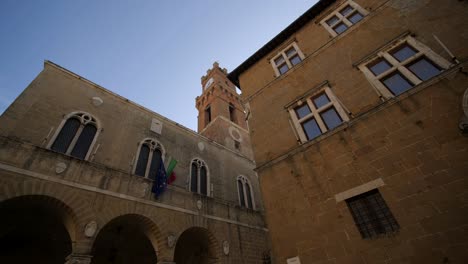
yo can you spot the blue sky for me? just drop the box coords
[0,0,316,131]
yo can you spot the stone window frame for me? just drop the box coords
[288,86,349,143]
[270,42,305,77]
[320,0,369,37]
[132,138,166,180]
[47,111,101,161]
[358,35,452,99]
[237,175,256,210]
[189,158,211,197]
[345,188,400,239]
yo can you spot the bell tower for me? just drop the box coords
[195,62,253,159]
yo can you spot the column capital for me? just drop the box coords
[65,254,93,264]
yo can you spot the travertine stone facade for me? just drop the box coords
[0,61,269,263]
[229,0,468,263]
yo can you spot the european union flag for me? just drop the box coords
[152,157,167,197]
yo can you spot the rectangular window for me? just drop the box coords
[289,86,349,143]
[346,189,399,239]
[205,106,211,125]
[270,42,305,76]
[321,0,368,37]
[358,36,451,99]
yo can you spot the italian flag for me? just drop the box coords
[166,158,177,184]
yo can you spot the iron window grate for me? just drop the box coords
[346,189,399,239]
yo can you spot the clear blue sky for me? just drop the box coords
[0,0,316,131]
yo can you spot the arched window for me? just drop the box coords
[237,176,255,209]
[190,159,209,196]
[134,139,165,180]
[49,112,99,160]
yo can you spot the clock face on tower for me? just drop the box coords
[204,77,214,90]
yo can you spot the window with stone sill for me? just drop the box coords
[270,42,305,77]
[346,189,399,239]
[289,86,349,143]
[133,138,165,180]
[320,0,368,37]
[358,36,452,99]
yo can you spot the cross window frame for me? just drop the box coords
[289,86,349,143]
[270,42,305,77]
[320,0,369,37]
[358,36,452,99]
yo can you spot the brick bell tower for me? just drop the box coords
[196,62,253,159]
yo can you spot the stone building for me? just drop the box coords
[228,0,468,263]
[0,61,269,263]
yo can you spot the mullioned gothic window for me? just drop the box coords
[190,159,209,196]
[134,139,165,180]
[49,112,99,160]
[237,176,255,209]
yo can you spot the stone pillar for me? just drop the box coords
[65,254,93,264]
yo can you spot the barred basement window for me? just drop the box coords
[320,0,368,37]
[288,86,349,143]
[134,138,165,180]
[49,112,99,160]
[358,35,452,99]
[346,189,399,239]
[237,176,255,209]
[270,42,305,76]
[190,159,210,196]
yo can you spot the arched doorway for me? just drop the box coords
[91,214,158,264]
[174,227,219,264]
[0,195,75,264]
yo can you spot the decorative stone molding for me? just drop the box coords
[167,234,176,248]
[65,254,92,264]
[55,162,67,174]
[223,240,230,255]
[197,200,202,210]
[84,221,98,238]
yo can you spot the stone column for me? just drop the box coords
[65,254,93,264]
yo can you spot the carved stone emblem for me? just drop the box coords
[55,162,67,174]
[92,97,103,106]
[198,142,205,151]
[197,200,202,210]
[223,240,230,255]
[84,221,98,238]
[167,234,176,248]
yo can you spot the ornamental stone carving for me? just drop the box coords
[65,254,92,264]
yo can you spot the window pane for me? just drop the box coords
[70,124,97,159]
[333,22,348,34]
[382,71,413,95]
[200,166,207,195]
[285,47,297,58]
[51,118,80,154]
[391,44,417,62]
[290,55,302,66]
[135,144,150,177]
[245,183,253,209]
[274,56,285,66]
[278,63,289,75]
[368,59,392,76]
[340,5,354,16]
[238,180,245,207]
[302,118,322,140]
[147,149,162,180]
[312,93,330,109]
[320,107,343,130]
[295,104,311,119]
[190,163,198,193]
[348,11,363,24]
[407,57,441,81]
[326,15,339,26]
